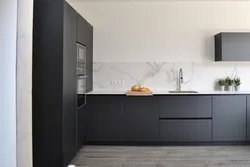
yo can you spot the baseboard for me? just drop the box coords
[86,141,250,146]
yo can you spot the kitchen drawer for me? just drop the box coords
[160,120,212,142]
[159,96,212,118]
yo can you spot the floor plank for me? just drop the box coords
[72,146,250,167]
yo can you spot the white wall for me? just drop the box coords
[16,0,33,166]
[0,0,33,166]
[0,0,17,166]
[68,1,250,91]
[69,1,250,62]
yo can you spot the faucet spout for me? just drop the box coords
[178,68,183,91]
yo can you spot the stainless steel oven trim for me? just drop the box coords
[77,43,87,107]
[77,77,87,107]
[77,75,88,79]
[77,76,87,93]
[77,43,86,62]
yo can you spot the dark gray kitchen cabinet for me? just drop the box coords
[86,27,93,92]
[160,120,212,142]
[123,97,159,142]
[77,104,88,151]
[33,1,78,167]
[77,13,88,45]
[62,2,77,165]
[77,13,93,92]
[215,33,250,61]
[247,96,250,141]
[212,96,247,141]
[159,96,212,118]
[87,96,123,142]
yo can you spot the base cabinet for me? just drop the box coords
[247,96,250,141]
[160,120,212,142]
[123,97,159,142]
[84,95,249,144]
[87,96,123,142]
[212,96,247,141]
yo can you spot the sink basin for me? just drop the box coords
[169,91,198,93]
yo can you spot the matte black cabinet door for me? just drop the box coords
[87,96,123,142]
[215,33,250,61]
[77,13,93,92]
[86,25,93,92]
[123,97,159,142]
[213,96,247,141]
[63,2,77,166]
[77,104,88,150]
[77,13,88,45]
[160,120,212,142]
[159,96,212,118]
[247,96,250,141]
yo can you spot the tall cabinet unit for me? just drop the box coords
[33,1,93,167]
[76,13,93,150]
[77,14,93,92]
[62,3,77,165]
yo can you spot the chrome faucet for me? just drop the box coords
[177,68,183,91]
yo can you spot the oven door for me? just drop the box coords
[77,43,86,62]
[77,43,86,76]
[77,76,87,94]
[77,76,87,107]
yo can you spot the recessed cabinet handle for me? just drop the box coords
[77,75,88,79]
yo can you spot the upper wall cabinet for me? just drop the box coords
[215,33,250,61]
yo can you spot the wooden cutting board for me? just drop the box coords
[126,90,153,96]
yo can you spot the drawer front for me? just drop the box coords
[160,120,212,142]
[159,96,212,118]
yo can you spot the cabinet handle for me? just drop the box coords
[77,75,88,79]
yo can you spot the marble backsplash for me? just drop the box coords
[93,62,250,91]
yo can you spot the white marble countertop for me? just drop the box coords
[87,90,250,95]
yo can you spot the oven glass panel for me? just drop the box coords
[77,43,86,76]
[77,43,87,107]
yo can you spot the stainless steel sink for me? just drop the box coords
[169,91,198,93]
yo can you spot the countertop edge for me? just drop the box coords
[87,91,250,96]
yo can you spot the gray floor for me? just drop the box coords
[72,145,250,167]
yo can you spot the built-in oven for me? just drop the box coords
[77,43,87,107]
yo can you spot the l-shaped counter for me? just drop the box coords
[78,90,250,145]
[87,90,250,95]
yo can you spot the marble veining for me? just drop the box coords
[16,0,33,167]
[93,62,250,92]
